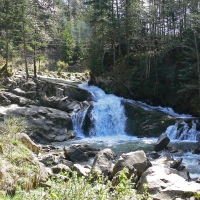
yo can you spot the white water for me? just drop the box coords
[73,82,200,142]
[68,83,200,178]
[72,105,90,137]
[165,120,200,141]
[77,82,127,137]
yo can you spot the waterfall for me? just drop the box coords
[73,82,200,141]
[77,82,127,137]
[166,120,200,141]
[72,105,90,137]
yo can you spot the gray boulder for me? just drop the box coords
[0,94,11,106]
[170,158,183,169]
[38,162,49,182]
[1,105,75,143]
[154,134,170,151]
[112,150,151,177]
[91,148,115,177]
[51,164,72,175]
[12,88,36,99]
[137,166,200,200]
[112,169,138,187]
[63,144,99,162]
[73,164,91,177]
[39,154,73,168]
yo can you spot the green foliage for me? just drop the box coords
[56,60,69,74]
[61,27,75,64]
[0,116,27,137]
[0,116,40,195]
[0,117,154,200]
[7,169,139,200]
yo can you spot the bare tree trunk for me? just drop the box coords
[5,30,9,74]
[22,6,29,80]
[194,32,200,98]
[33,45,37,78]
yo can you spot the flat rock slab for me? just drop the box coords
[0,104,75,143]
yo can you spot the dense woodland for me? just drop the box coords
[1,0,200,115]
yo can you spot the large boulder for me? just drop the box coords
[73,164,91,177]
[154,134,170,151]
[38,162,49,183]
[21,79,37,92]
[4,105,75,143]
[64,144,99,162]
[122,101,176,137]
[112,150,151,177]
[0,94,11,106]
[12,88,36,99]
[39,154,73,168]
[137,166,200,200]
[112,169,138,187]
[91,148,115,177]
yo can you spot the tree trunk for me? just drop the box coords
[33,45,37,78]
[22,6,29,80]
[194,32,200,98]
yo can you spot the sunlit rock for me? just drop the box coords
[137,166,200,200]
[112,150,151,177]
[91,148,115,177]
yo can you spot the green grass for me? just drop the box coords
[0,116,152,200]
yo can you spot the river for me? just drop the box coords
[52,82,200,179]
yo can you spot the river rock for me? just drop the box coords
[39,154,73,168]
[137,165,200,200]
[38,162,49,182]
[193,134,200,154]
[12,88,37,99]
[19,133,39,155]
[73,164,91,177]
[51,164,72,175]
[64,144,99,162]
[63,144,99,162]
[146,151,161,160]
[4,105,75,143]
[112,169,138,187]
[122,100,176,137]
[170,158,183,169]
[173,168,191,181]
[112,150,151,177]
[21,79,37,92]
[154,134,170,151]
[196,177,200,183]
[91,148,115,177]
[3,92,30,106]
[0,93,11,106]
[64,147,88,162]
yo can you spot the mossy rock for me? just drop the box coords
[122,101,176,137]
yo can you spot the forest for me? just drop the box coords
[1,0,200,116]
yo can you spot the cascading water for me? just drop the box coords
[55,82,200,178]
[72,105,90,137]
[77,82,127,137]
[165,120,200,141]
